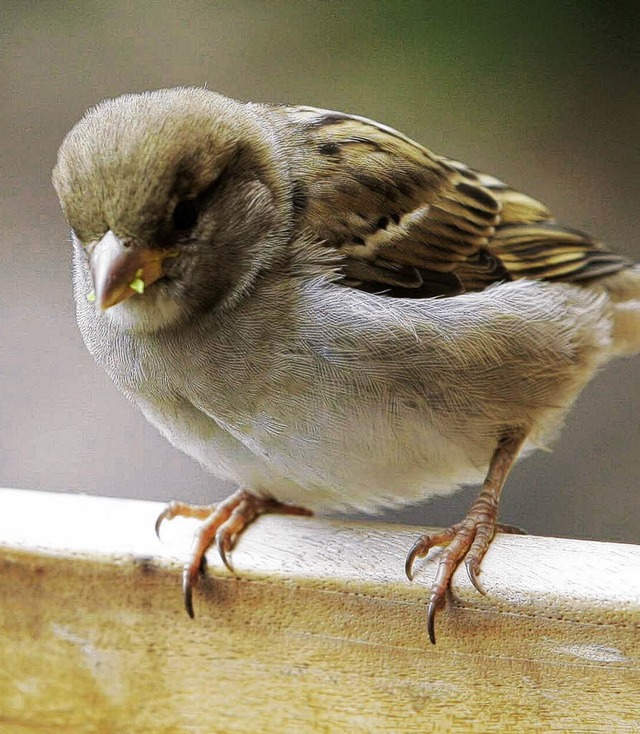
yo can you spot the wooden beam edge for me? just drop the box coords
[1,486,638,630]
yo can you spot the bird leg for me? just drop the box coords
[155,489,313,618]
[405,430,526,644]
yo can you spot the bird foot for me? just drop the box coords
[155,489,313,618]
[404,506,517,645]
[405,431,526,644]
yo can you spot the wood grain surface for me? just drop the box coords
[0,487,638,733]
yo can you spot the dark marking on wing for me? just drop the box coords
[291,180,308,216]
[319,141,341,157]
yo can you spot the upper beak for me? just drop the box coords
[89,231,177,310]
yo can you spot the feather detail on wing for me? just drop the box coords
[285,106,633,297]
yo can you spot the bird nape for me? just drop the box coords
[53,86,640,644]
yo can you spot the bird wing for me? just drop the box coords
[286,106,631,297]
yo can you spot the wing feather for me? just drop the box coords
[283,106,632,296]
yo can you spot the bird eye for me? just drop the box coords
[172,199,200,231]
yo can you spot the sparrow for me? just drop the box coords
[52,87,640,643]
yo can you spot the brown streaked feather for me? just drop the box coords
[285,107,633,297]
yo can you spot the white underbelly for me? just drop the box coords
[141,393,490,513]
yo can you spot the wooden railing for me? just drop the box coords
[1,487,638,733]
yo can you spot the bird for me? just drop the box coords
[52,87,640,644]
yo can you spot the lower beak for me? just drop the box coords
[89,231,177,310]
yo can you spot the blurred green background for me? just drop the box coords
[1,1,638,542]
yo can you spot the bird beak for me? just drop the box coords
[89,231,178,310]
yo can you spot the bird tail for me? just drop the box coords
[597,265,640,357]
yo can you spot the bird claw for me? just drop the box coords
[404,534,432,581]
[405,525,459,581]
[182,554,207,619]
[426,598,442,645]
[215,531,235,574]
[465,557,487,596]
[404,535,428,581]
[155,501,215,540]
[182,567,195,619]
[155,508,170,539]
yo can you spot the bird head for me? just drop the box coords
[53,87,292,332]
